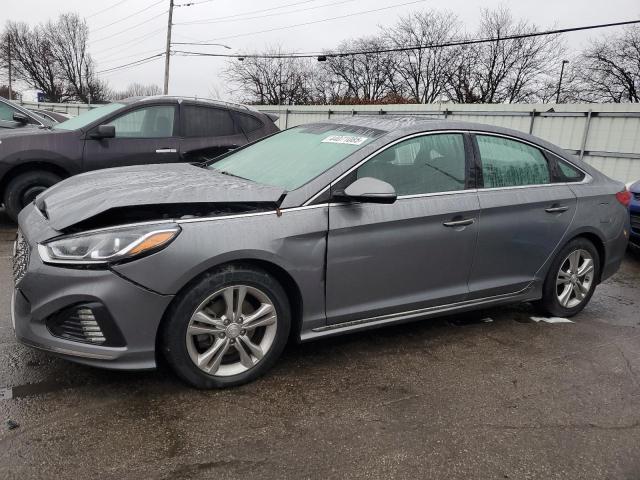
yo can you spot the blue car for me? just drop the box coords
[630,180,640,247]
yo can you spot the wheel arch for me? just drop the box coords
[0,161,70,201]
[155,258,305,354]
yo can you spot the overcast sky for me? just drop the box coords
[3,0,639,100]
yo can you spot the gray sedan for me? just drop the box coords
[13,117,631,388]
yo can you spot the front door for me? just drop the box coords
[326,132,480,325]
[467,133,577,298]
[83,104,180,170]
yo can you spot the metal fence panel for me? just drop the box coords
[18,100,640,183]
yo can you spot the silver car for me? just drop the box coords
[13,117,631,388]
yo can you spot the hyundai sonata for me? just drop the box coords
[12,117,631,388]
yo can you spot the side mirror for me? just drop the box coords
[12,112,29,124]
[338,177,397,204]
[90,124,116,139]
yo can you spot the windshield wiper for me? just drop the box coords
[217,170,251,181]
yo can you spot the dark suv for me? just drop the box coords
[0,96,279,221]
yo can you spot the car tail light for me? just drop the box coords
[616,189,631,208]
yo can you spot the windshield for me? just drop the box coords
[53,103,125,131]
[209,123,384,190]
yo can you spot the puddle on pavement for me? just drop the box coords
[0,380,66,400]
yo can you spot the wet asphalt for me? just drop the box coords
[0,209,639,480]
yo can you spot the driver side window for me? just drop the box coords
[0,102,16,121]
[106,105,175,138]
[356,133,466,196]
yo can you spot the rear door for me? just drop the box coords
[326,132,480,325]
[179,104,248,163]
[467,133,577,299]
[83,103,180,170]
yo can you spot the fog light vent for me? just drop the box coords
[75,308,106,344]
[45,303,125,347]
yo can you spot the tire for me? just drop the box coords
[536,237,600,317]
[3,170,61,222]
[161,265,291,389]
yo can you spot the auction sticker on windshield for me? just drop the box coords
[321,135,369,145]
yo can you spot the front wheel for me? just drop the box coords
[536,238,600,317]
[3,170,61,222]
[161,265,291,389]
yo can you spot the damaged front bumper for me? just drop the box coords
[12,205,174,370]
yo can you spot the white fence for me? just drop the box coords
[21,100,640,183]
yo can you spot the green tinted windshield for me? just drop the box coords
[209,124,381,190]
[53,103,125,131]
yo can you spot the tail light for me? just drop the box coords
[616,189,632,208]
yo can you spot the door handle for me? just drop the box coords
[443,218,475,227]
[545,205,569,213]
[156,148,177,153]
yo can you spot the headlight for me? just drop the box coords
[38,224,181,265]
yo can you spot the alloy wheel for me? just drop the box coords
[185,285,278,377]
[555,249,595,309]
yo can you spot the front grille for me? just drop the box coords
[12,230,30,285]
[634,192,640,201]
[631,213,640,232]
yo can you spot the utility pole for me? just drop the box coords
[556,60,569,104]
[7,33,12,101]
[163,0,174,95]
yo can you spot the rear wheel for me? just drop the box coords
[3,170,61,222]
[537,238,600,317]
[161,265,291,389]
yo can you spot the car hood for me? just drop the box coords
[0,125,45,138]
[35,163,286,230]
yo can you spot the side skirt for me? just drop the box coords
[300,284,537,342]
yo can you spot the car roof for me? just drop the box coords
[316,115,576,162]
[119,95,258,114]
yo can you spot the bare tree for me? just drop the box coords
[0,85,18,99]
[578,25,640,103]
[446,7,563,103]
[1,14,107,103]
[382,10,460,103]
[1,22,65,102]
[321,37,397,102]
[223,47,313,105]
[47,13,94,102]
[109,82,162,100]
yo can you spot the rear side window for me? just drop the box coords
[476,135,550,188]
[556,158,585,182]
[357,133,466,196]
[107,105,175,138]
[234,112,263,133]
[183,106,235,137]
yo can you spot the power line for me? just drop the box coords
[174,0,359,26]
[173,0,428,43]
[90,0,165,33]
[86,0,130,19]
[98,47,165,65]
[174,0,321,25]
[90,10,168,43]
[171,19,640,59]
[95,53,165,74]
